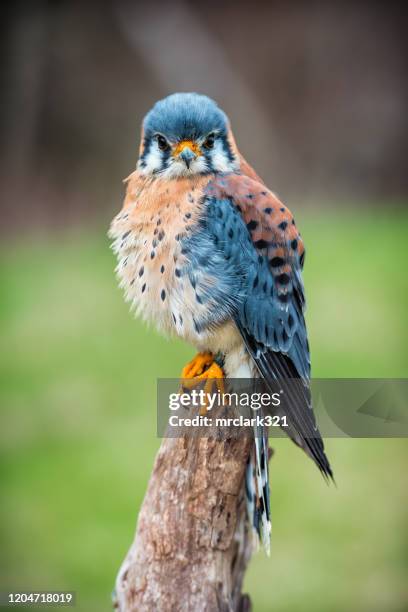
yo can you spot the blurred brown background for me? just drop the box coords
[1,0,407,231]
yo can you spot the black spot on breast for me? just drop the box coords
[141,283,146,293]
[175,268,181,278]
[161,289,166,301]
[181,247,189,255]
[156,219,162,226]
[152,239,158,248]
[160,265,165,273]
[247,220,258,231]
[291,239,298,250]
[139,266,144,277]
[150,251,155,259]
[278,273,290,285]
[179,314,183,325]
[185,212,192,219]
[264,207,273,214]
[122,231,131,240]
[158,231,165,241]
[172,313,177,324]
[278,221,288,231]
[255,239,269,249]
[261,191,267,196]
[270,256,284,268]
[280,207,285,212]
[154,228,158,235]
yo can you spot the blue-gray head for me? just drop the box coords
[138,93,238,178]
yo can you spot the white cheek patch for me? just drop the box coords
[210,140,238,173]
[138,144,163,175]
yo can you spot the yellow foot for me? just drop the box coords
[181,353,225,416]
[181,352,214,379]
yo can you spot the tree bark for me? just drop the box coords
[113,435,255,612]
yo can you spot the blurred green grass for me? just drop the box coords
[0,210,407,611]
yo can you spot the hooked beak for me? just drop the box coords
[174,140,201,169]
[179,147,196,169]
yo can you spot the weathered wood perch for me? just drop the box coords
[114,434,260,611]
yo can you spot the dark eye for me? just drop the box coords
[203,133,215,149]
[156,135,169,151]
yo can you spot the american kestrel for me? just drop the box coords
[110,93,333,552]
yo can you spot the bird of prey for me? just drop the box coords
[110,93,333,552]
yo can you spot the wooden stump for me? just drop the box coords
[114,435,255,611]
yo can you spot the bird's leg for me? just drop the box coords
[181,352,225,416]
[181,352,215,379]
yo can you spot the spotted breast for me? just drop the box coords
[110,172,240,350]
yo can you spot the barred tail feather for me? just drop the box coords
[245,422,271,555]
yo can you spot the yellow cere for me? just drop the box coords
[173,140,202,157]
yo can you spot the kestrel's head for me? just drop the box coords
[138,93,239,178]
